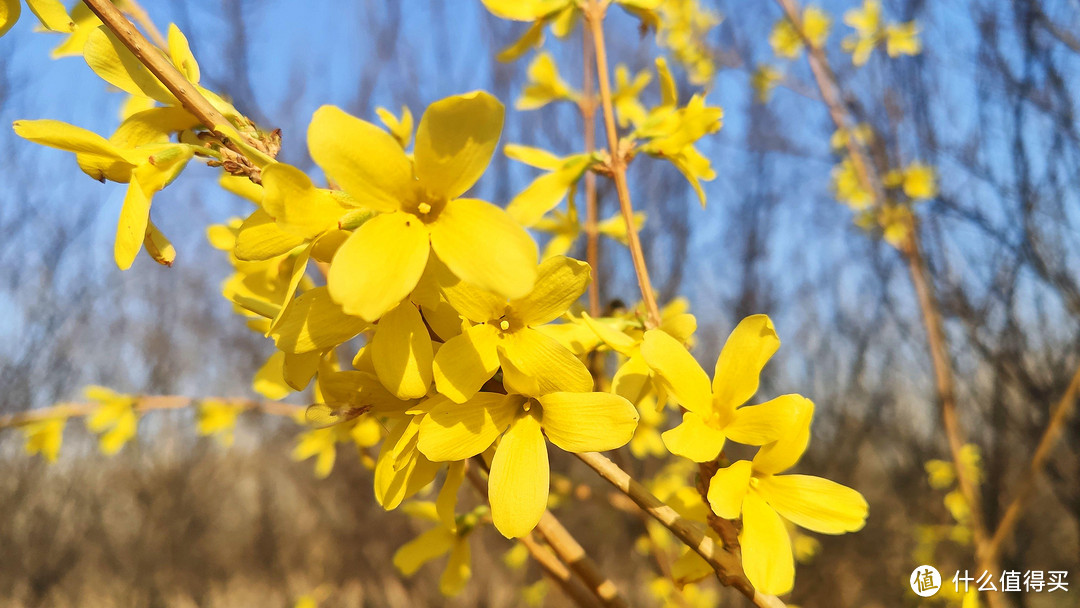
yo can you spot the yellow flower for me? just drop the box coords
[612,64,652,128]
[641,314,799,462]
[751,64,783,104]
[291,422,359,479]
[655,0,721,85]
[21,417,65,462]
[628,395,667,459]
[418,389,638,538]
[517,52,579,110]
[196,399,246,447]
[831,157,873,210]
[393,501,480,596]
[504,146,598,227]
[925,459,955,489]
[376,105,414,148]
[770,7,829,59]
[84,386,138,455]
[0,0,73,38]
[878,203,913,248]
[886,21,921,58]
[432,255,594,402]
[533,207,645,259]
[892,162,937,200]
[308,91,539,322]
[830,123,874,151]
[707,399,868,594]
[635,58,723,206]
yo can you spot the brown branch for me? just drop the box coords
[120,0,167,49]
[0,396,303,429]
[583,0,662,329]
[464,465,604,608]
[575,452,786,608]
[581,25,601,319]
[985,362,1080,562]
[772,2,1001,603]
[81,0,274,175]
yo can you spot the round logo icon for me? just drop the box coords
[910,565,941,597]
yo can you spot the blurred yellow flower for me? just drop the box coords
[84,386,138,455]
[21,417,65,463]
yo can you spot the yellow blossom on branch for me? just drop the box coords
[21,417,66,462]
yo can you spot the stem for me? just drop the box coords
[0,396,302,429]
[120,0,167,49]
[80,0,273,170]
[584,0,662,329]
[471,457,627,607]
[772,2,1000,603]
[581,25,601,319]
[985,362,1080,563]
[464,467,603,608]
[575,452,786,608]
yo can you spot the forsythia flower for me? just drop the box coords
[504,144,598,227]
[393,501,480,596]
[432,255,593,402]
[517,52,579,110]
[196,399,246,446]
[308,91,539,322]
[751,64,783,103]
[831,157,873,210]
[612,64,652,128]
[84,386,138,455]
[842,0,921,66]
[533,208,645,259]
[769,6,830,59]
[641,314,799,462]
[0,0,73,38]
[21,417,65,462]
[655,0,721,85]
[707,398,868,594]
[885,162,937,200]
[418,389,639,538]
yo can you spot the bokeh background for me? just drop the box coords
[1,0,1078,606]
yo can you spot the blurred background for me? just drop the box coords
[0,0,1078,606]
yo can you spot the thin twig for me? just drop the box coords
[583,0,662,329]
[81,0,274,174]
[464,465,604,608]
[985,362,1080,562]
[771,2,1000,603]
[120,0,167,49]
[575,452,786,608]
[0,396,303,429]
[581,25,601,319]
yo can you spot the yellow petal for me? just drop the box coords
[414,91,504,199]
[267,246,311,335]
[481,0,566,21]
[421,299,464,342]
[706,460,752,519]
[262,163,347,238]
[418,393,521,461]
[740,490,795,595]
[253,351,292,400]
[496,19,545,62]
[111,107,201,149]
[429,198,537,299]
[234,209,306,261]
[725,394,802,446]
[328,211,430,321]
[114,176,151,270]
[504,143,563,170]
[439,539,472,596]
[282,350,321,391]
[270,287,369,354]
[498,328,592,397]
[308,105,411,212]
[84,27,178,104]
[537,391,638,453]
[508,255,591,326]
[371,301,434,399]
[375,418,442,510]
[752,396,814,475]
[166,23,200,83]
[143,220,175,266]
[394,526,455,575]
[758,474,868,534]
[611,352,652,404]
[506,170,572,227]
[433,323,501,403]
[13,119,130,162]
[640,329,712,414]
[26,0,73,32]
[437,460,467,532]
[660,412,726,462]
[489,411,549,538]
[437,263,507,322]
[0,0,21,38]
[713,314,780,409]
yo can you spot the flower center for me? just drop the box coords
[749,476,761,490]
[417,202,432,215]
[499,320,510,331]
